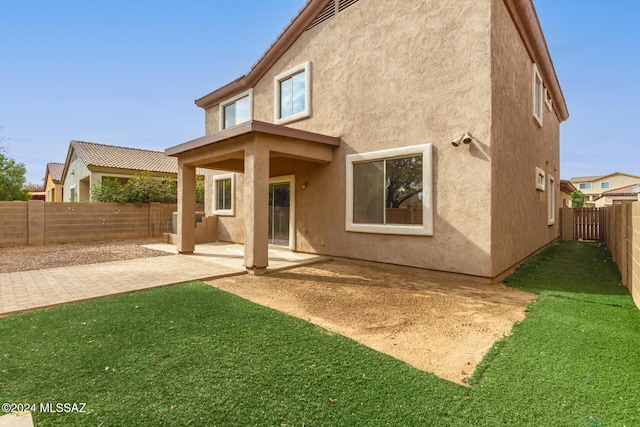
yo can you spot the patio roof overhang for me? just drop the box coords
[166,120,340,170]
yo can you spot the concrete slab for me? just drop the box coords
[0,243,327,317]
[0,412,34,427]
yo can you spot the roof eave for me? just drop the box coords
[503,0,568,122]
[194,0,332,110]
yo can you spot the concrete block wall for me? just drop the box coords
[604,201,640,310]
[0,201,177,246]
[0,202,28,246]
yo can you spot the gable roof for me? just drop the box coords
[194,0,568,122]
[69,140,178,172]
[45,162,64,184]
[570,172,640,183]
[559,179,576,195]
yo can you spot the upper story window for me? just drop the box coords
[274,61,311,125]
[535,167,546,191]
[544,88,553,111]
[600,182,610,189]
[212,173,235,216]
[346,144,433,236]
[579,183,592,190]
[219,89,253,130]
[532,64,543,127]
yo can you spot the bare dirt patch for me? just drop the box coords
[0,238,170,273]
[206,259,534,385]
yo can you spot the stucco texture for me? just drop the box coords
[206,0,495,277]
[194,0,564,280]
[489,0,561,278]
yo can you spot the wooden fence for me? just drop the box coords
[573,208,605,241]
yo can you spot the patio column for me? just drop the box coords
[177,161,196,254]
[244,142,269,275]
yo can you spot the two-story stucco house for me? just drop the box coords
[570,172,640,207]
[167,0,568,281]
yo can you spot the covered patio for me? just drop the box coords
[165,120,340,274]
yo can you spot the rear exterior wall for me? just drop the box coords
[206,0,495,277]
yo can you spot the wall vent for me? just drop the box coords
[307,3,335,30]
[338,0,359,12]
[306,0,361,31]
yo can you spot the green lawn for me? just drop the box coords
[1,241,639,426]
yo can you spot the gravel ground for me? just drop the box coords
[0,238,170,274]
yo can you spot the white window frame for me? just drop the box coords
[579,182,592,190]
[544,87,553,112]
[219,89,253,130]
[212,173,235,216]
[548,174,555,225]
[532,64,543,127]
[535,167,546,191]
[274,61,311,125]
[600,181,610,189]
[346,144,433,236]
[70,185,77,202]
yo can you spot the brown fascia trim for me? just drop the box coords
[503,0,568,122]
[165,120,340,157]
[194,0,332,110]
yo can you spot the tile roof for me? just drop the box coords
[71,140,178,173]
[46,162,65,184]
[600,183,640,196]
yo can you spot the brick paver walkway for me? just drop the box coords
[0,243,327,316]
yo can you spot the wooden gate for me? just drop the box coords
[573,208,605,241]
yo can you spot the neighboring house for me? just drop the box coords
[61,141,180,202]
[594,184,640,207]
[570,172,640,206]
[560,179,576,208]
[28,187,46,201]
[44,162,64,202]
[166,0,569,281]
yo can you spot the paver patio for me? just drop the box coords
[0,242,326,316]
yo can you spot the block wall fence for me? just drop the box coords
[0,201,177,246]
[604,202,640,310]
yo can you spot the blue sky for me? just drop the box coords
[0,0,638,185]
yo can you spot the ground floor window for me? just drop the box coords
[346,144,432,236]
[212,173,235,216]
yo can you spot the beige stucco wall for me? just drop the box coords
[489,0,561,278]
[204,0,495,277]
[63,152,91,202]
[572,174,640,204]
[45,174,63,202]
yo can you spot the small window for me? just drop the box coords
[548,174,555,225]
[579,183,592,190]
[535,167,546,191]
[219,89,253,130]
[544,88,552,111]
[532,64,543,127]
[600,182,610,189]
[346,144,432,236]
[212,173,235,216]
[274,61,311,125]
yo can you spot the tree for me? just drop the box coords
[91,171,177,203]
[385,156,423,208]
[0,147,31,201]
[570,190,585,208]
[90,177,125,203]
